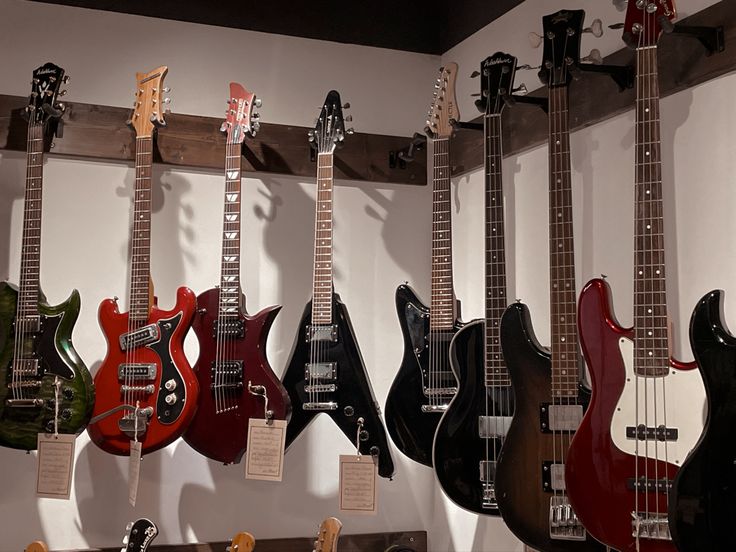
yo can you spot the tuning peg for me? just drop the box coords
[252,112,260,119]
[342,102,350,109]
[528,31,543,48]
[513,83,529,95]
[163,86,171,93]
[470,70,480,78]
[62,75,70,84]
[32,78,39,84]
[220,121,228,132]
[344,115,353,122]
[308,129,315,142]
[582,48,603,64]
[613,0,627,11]
[163,97,171,104]
[254,97,262,108]
[58,89,67,96]
[252,121,260,133]
[583,18,604,37]
[346,128,354,135]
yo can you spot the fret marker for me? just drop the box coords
[646,190,651,195]
[648,308,652,313]
[645,151,650,157]
[556,140,560,145]
[646,224,651,229]
[645,108,650,113]
[639,270,643,275]
[655,269,660,275]
[226,193,239,202]
[561,337,566,342]
[553,284,558,289]
[562,370,567,375]
[648,351,653,356]
[648,331,653,336]
[226,214,238,222]
[227,170,240,180]
[492,227,496,232]
[561,354,566,359]
[560,317,565,322]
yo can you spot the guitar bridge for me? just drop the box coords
[549,495,587,541]
[631,513,671,540]
[119,324,159,351]
[303,402,338,411]
[118,407,154,437]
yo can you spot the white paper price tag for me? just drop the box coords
[128,440,142,507]
[339,454,377,515]
[36,433,75,499]
[245,419,286,481]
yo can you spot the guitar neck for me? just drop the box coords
[633,45,669,377]
[18,121,45,320]
[312,152,334,326]
[220,140,243,318]
[128,136,154,323]
[430,137,455,330]
[548,85,579,397]
[484,114,510,388]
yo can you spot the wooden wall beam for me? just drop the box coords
[0,95,426,186]
[450,1,733,176]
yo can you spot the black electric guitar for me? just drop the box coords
[433,53,516,515]
[494,10,605,552]
[281,90,394,479]
[0,63,94,451]
[121,518,159,552]
[385,63,462,467]
[669,290,736,551]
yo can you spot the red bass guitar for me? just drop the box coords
[565,2,704,550]
[183,83,290,464]
[87,66,199,455]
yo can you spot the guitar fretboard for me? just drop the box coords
[633,46,669,377]
[548,85,579,398]
[484,114,510,388]
[18,121,44,321]
[129,136,153,323]
[430,137,455,330]
[220,141,243,318]
[312,153,334,325]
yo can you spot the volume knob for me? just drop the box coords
[165,393,177,405]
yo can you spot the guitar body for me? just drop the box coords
[385,283,460,467]
[565,278,702,551]
[433,319,512,515]
[282,292,395,478]
[669,290,736,552]
[183,288,290,464]
[495,302,603,552]
[0,282,94,450]
[87,287,198,455]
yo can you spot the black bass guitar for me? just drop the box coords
[669,290,736,551]
[0,63,94,451]
[433,52,516,515]
[385,63,462,467]
[494,11,605,552]
[281,91,394,478]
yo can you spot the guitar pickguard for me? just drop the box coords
[147,312,186,424]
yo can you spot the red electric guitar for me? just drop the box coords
[87,66,199,455]
[565,1,704,550]
[182,83,290,464]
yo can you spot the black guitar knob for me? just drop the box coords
[370,446,379,456]
[343,406,354,417]
[359,430,369,442]
[45,420,54,433]
[62,388,74,400]
[45,399,56,411]
[60,408,72,420]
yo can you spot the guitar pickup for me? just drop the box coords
[540,403,583,432]
[306,324,338,343]
[542,461,566,492]
[478,416,513,438]
[626,424,678,441]
[12,358,40,377]
[15,315,40,333]
[210,361,243,390]
[118,363,157,381]
[627,477,673,494]
[213,319,244,339]
[479,460,497,482]
[304,362,337,381]
[119,324,159,351]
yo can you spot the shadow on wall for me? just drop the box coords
[0,151,26,282]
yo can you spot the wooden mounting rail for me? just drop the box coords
[450,0,732,176]
[0,95,426,186]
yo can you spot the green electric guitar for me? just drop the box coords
[0,63,94,451]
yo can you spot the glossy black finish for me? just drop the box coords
[495,303,603,552]
[433,319,513,515]
[670,290,736,551]
[385,284,460,467]
[282,293,394,478]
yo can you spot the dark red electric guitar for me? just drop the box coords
[183,82,291,464]
[565,2,704,550]
[87,66,199,455]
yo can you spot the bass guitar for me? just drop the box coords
[87,66,199,455]
[183,82,290,464]
[565,1,705,549]
[122,518,159,552]
[494,11,605,551]
[385,63,462,467]
[281,90,394,478]
[433,53,515,515]
[0,62,94,451]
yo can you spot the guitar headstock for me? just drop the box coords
[623,0,676,48]
[313,517,342,552]
[538,10,586,88]
[426,62,459,138]
[476,53,518,115]
[308,90,351,154]
[220,82,261,143]
[226,532,255,552]
[120,518,158,552]
[24,542,49,552]
[129,66,170,138]
[27,62,68,126]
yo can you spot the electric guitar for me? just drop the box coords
[494,11,606,551]
[313,517,342,552]
[87,66,199,455]
[433,53,515,515]
[565,1,705,549]
[227,532,255,552]
[121,518,159,552]
[24,542,48,552]
[0,62,94,451]
[385,63,462,467]
[280,90,395,478]
[183,82,290,464]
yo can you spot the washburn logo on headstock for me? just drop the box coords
[137,526,157,550]
[36,67,57,75]
[485,57,514,66]
[551,11,573,23]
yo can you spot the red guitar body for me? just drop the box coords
[87,287,198,455]
[566,278,695,551]
[183,288,290,464]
